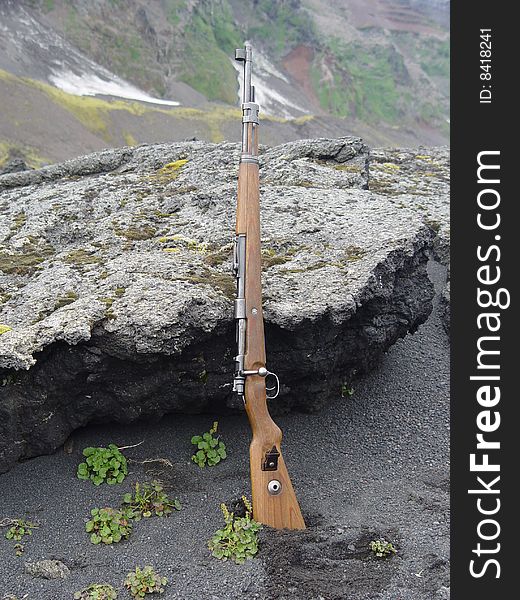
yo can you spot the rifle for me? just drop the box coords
[232,43,306,530]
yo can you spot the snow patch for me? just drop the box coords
[233,48,308,119]
[49,70,179,106]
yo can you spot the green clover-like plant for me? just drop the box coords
[122,481,181,521]
[85,508,132,545]
[74,583,118,599]
[4,519,38,542]
[4,519,38,555]
[191,421,227,467]
[77,444,128,485]
[124,566,167,598]
[208,496,261,564]
[369,538,397,558]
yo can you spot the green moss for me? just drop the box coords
[0,244,54,275]
[261,248,291,268]
[64,249,102,266]
[0,324,12,335]
[114,287,126,297]
[12,211,27,230]
[184,270,236,300]
[332,164,362,173]
[54,291,79,310]
[113,225,156,240]
[261,244,305,268]
[291,180,315,188]
[204,245,232,267]
[98,297,114,308]
[280,261,328,274]
[381,163,400,172]
[159,234,208,254]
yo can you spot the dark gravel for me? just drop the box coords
[0,262,449,600]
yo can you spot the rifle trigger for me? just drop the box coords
[262,446,280,471]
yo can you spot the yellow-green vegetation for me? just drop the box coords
[186,271,235,300]
[122,481,181,520]
[54,291,79,310]
[0,69,315,152]
[28,77,148,140]
[261,244,304,268]
[208,497,261,564]
[0,243,54,275]
[159,234,208,254]
[179,2,242,104]
[280,260,329,274]
[261,247,292,268]
[154,159,188,181]
[64,249,102,266]
[0,139,47,170]
[191,421,227,468]
[332,164,361,173]
[369,539,397,558]
[381,162,400,172]
[4,518,38,556]
[98,297,114,308]
[344,245,366,261]
[0,324,12,335]
[204,244,232,267]
[164,268,235,299]
[11,211,27,230]
[247,0,317,57]
[123,132,137,146]
[124,566,167,598]
[74,583,118,600]
[113,224,157,241]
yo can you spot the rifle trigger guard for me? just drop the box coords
[265,371,280,400]
[240,368,280,399]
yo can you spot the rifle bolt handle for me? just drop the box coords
[242,367,268,377]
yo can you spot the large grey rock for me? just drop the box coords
[0,137,438,472]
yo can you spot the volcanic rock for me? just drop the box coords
[0,137,444,472]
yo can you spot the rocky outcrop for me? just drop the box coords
[0,137,444,472]
[370,145,450,332]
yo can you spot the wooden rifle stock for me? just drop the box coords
[233,45,305,530]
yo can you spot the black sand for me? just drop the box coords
[0,262,449,600]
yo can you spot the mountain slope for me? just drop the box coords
[0,0,449,167]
